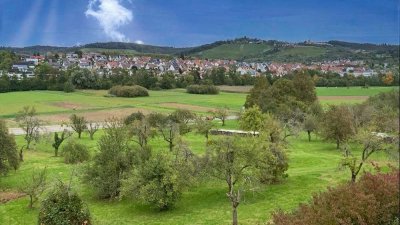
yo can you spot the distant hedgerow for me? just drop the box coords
[109,85,149,97]
[186,85,219,94]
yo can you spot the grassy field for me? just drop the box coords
[0,87,397,125]
[192,43,273,60]
[0,122,392,225]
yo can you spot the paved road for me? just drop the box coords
[8,116,240,135]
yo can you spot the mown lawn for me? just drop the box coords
[0,126,392,225]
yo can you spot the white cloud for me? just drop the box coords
[85,0,133,42]
[135,40,144,45]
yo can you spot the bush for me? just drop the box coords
[186,85,219,95]
[63,81,75,93]
[38,182,91,225]
[61,141,90,164]
[271,171,399,225]
[124,111,145,125]
[109,85,149,97]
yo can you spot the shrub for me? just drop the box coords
[271,171,399,225]
[186,85,219,94]
[124,111,145,125]
[38,182,91,225]
[62,141,90,164]
[109,85,149,97]
[63,81,75,93]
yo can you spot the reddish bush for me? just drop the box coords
[271,171,399,225]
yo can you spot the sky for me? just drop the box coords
[0,0,398,47]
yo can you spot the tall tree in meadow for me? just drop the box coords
[320,105,356,149]
[292,70,317,105]
[239,105,265,135]
[245,76,270,108]
[69,114,86,139]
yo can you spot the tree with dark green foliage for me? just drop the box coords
[292,70,317,104]
[84,119,133,199]
[239,105,265,135]
[124,111,145,125]
[52,129,72,157]
[245,76,270,109]
[320,105,356,149]
[122,150,194,210]
[303,114,318,142]
[38,182,91,225]
[0,119,19,175]
[62,141,90,164]
[69,114,86,139]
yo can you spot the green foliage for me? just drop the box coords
[194,117,214,141]
[63,81,75,93]
[84,120,133,199]
[61,141,90,164]
[271,171,399,225]
[0,50,18,71]
[210,107,229,126]
[320,105,356,149]
[38,182,91,225]
[124,111,145,125]
[186,85,219,95]
[239,105,265,134]
[52,130,72,157]
[0,119,19,175]
[109,85,149,97]
[122,152,191,210]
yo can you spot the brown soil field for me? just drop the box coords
[159,103,217,112]
[0,192,26,204]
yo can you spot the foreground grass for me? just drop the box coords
[0,127,391,225]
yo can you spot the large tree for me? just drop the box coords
[320,105,356,149]
[292,70,317,105]
[239,105,265,135]
[0,120,19,175]
[245,76,270,108]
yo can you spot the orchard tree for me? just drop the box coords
[320,105,356,149]
[244,76,270,108]
[52,129,72,157]
[194,117,214,142]
[148,113,180,152]
[16,106,41,149]
[84,119,133,199]
[211,106,229,126]
[170,109,195,134]
[87,121,99,140]
[129,119,152,149]
[292,70,317,105]
[303,114,318,142]
[261,113,283,143]
[0,119,19,174]
[341,129,397,182]
[69,114,86,138]
[38,182,91,225]
[206,137,261,225]
[19,167,47,208]
[239,105,264,135]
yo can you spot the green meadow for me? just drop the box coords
[0,86,397,224]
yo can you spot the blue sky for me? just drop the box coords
[0,0,398,47]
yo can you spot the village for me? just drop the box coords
[4,51,383,80]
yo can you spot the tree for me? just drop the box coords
[87,121,99,140]
[129,119,152,149]
[292,70,317,105]
[245,76,270,108]
[320,105,356,149]
[16,106,41,149]
[194,117,214,142]
[239,105,264,135]
[62,141,90,164]
[303,114,318,142]
[84,120,133,199]
[206,137,260,225]
[38,181,91,225]
[261,113,283,143]
[382,72,394,85]
[341,129,397,182]
[122,151,193,210]
[0,119,19,175]
[19,167,47,208]
[149,113,180,152]
[170,109,196,135]
[211,107,229,126]
[52,129,72,157]
[70,114,86,138]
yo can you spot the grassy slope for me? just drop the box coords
[0,125,391,225]
[192,43,272,59]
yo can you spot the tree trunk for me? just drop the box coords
[90,133,94,140]
[169,141,173,152]
[336,139,340,149]
[351,173,357,183]
[78,132,81,139]
[29,195,33,208]
[307,131,311,142]
[232,205,238,225]
[55,147,59,157]
[222,118,225,126]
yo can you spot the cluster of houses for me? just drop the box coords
[3,52,382,80]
